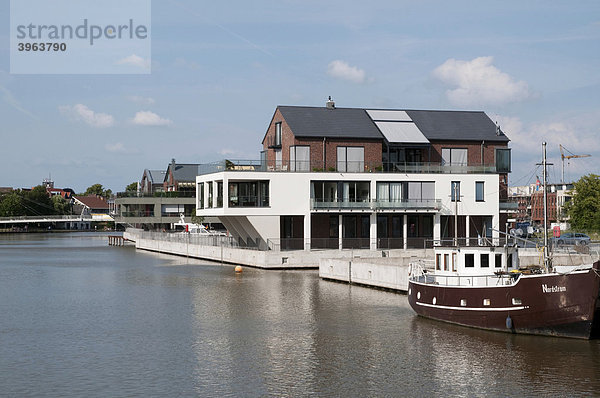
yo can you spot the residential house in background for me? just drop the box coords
[509,182,574,229]
[196,99,514,251]
[114,160,221,230]
[73,195,112,221]
[140,169,167,194]
[164,159,199,193]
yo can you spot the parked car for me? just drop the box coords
[552,232,591,246]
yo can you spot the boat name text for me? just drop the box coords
[541,284,566,293]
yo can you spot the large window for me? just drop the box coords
[442,148,468,166]
[496,148,511,173]
[341,181,370,203]
[311,181,369,203]
[476,181,485,202]
[229,181,269,207]
[451,181,460,202]
[408,182,435,202]
[376,182,403,203]
[289,146,310,171]
[337,146,364,172]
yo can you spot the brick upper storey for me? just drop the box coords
[261,104,511,172]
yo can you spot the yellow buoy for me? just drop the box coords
[235,265,243,273]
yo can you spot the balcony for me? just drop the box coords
[311,200,371,210]
[229,195,270,208]
[311,199,441,211]
[198,159,501,175]
[116,191,196,198]
[373,199,441,210]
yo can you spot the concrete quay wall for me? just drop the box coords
[319,255,421,293]
[124,229,427,269]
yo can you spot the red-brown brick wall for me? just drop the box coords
[262,108,383,171]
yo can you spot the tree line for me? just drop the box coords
[0,183,129,218]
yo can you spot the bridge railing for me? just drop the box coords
[0,215,93,222]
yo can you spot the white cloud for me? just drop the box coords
[105,142,126,153]
[131,111,173,126]
[433,56,531,106]
[116,54,151,70]
[496,115,596,154]
[127,95,155,105]
[327,60,366,83]
[59,104,114,128]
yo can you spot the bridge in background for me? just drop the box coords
[0,215,94,224]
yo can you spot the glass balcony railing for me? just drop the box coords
[116,191,196,198]
[198,159,501,175]
[310,199,441,210]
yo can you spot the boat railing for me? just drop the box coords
[410,269,518,287]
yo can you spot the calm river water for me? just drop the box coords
[1,233,599,397]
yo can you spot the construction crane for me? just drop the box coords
[559,144,591,183]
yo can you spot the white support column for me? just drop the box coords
[338,214,343,250]
[492,214,500,246]
[212,181,217,208]
[433,214,441,246]
[370,212,377,250]
[223,176,228,209]
[466,215,470,246]
[304,214,311,251]
[403,214,408,250]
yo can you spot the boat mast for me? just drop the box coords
[542,142,551,270]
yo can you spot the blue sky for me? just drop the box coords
[1,0,599,192]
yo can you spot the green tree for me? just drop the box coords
[84,184,105,196]
[83,184,113,199]
[125,182,138,192]
[565,174,600,231]
[23,185,54,216]
[0,191,26,217]
[52,195,72,215]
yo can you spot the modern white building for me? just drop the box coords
[196,100,513,251]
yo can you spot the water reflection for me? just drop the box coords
[1,233,599,397]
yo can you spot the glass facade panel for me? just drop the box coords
[496,148,511,172]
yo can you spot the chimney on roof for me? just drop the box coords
[496,121,501,136]
[171,158,176,168]
[326,96,335,109]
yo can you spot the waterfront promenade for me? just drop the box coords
[124,229,600,293]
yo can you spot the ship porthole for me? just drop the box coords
[433,297,437,305]
[408,288,411,295]
[417,292,421,300]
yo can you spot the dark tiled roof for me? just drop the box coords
[167,164,200,183]
[276,105,510,143]
[405,110,509,142]
[146,169,166,184]
[277,106,382,139]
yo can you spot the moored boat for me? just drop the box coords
[408,142,600,339]
[407,246,600,339]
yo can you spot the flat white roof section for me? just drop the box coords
[366,110,412,121]
[375,121,430,144]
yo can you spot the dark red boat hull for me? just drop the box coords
[408,262,600,339]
